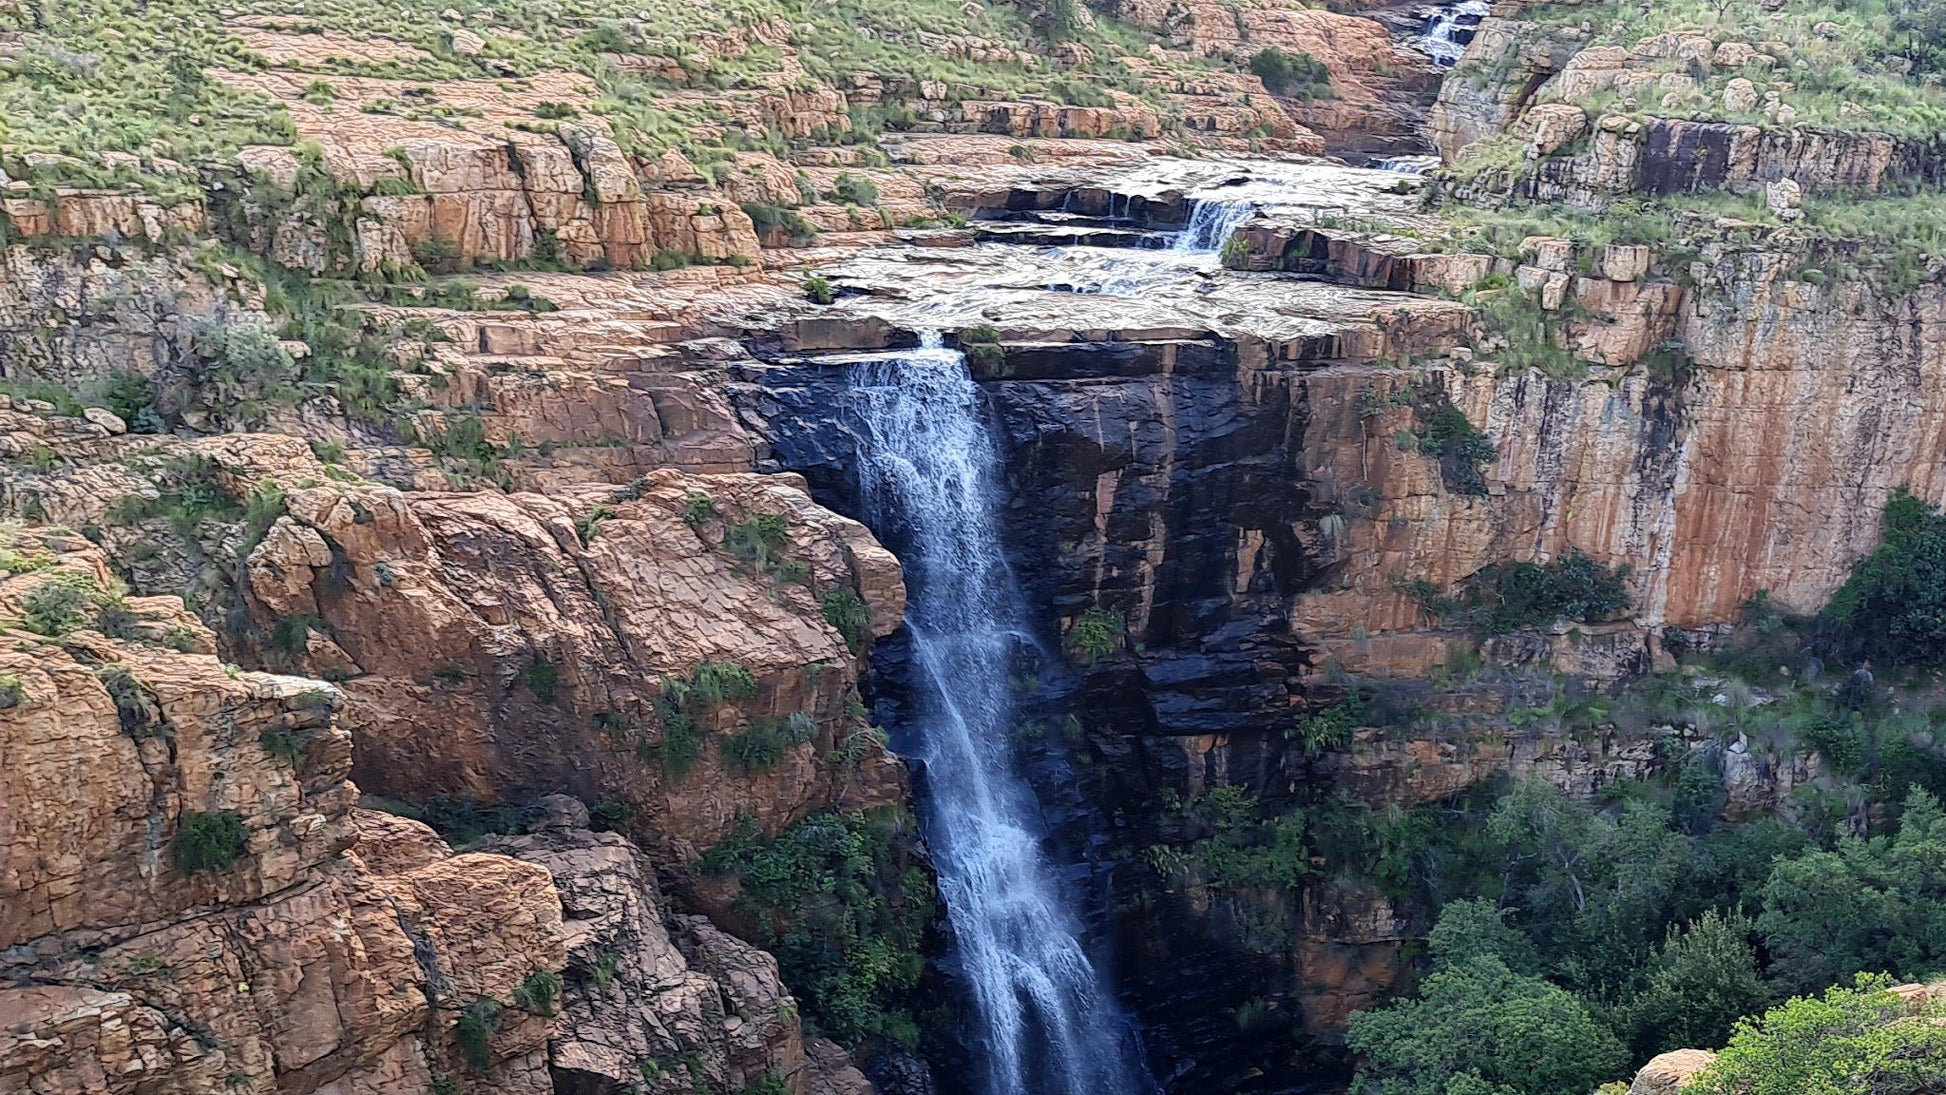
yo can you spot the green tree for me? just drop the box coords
[1687,974,1946,1095]
[1819,488,1946,666]
[1758,790,1946,994]
[1348,952,1628,1095]
[1625,910,1770,1058]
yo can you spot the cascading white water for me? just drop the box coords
[1169,197,1258,254]
[1084,196,1256,295]
[1416,0,1489,66]
[849,334,1155,1095]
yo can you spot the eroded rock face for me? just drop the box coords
[0,533,570,1095]
[482,827,873,1095]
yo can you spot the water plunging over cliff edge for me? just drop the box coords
[848,334,1157,1095]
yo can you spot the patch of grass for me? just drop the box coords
[1068,606,1124,664]
[821,587,873,652]
[512,969,563,1017]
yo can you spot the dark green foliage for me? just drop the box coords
[1819,488,1946,666]
[22,581,89,635]
[736,1072,791,1095]
[701,810,933,1047]
[519,657,559,703]
[743,202,818,244]
[1149,785,1312,891]
[689,661,757,707]
[722,711,818,774]
[1249,47,1333,99]
[270,613,325,653]
[171,810,249,874]
[682,490,716,526]
[1410,384,1497,495]
[455,998,502,1072]
[1347,950,1628,1095]
[1067,606,1124,664]
[513,970,563,1017]
[1687,974,1946,1095]
[1623,910,1769,1059]
[92,594,141,639]
[804,275,835,304]
[1757,789,1946,994]
[181,318,300,428]
[101,370,157,426]
[726,514,793,575]
[99,666,161,737]
[831,171,878,206]
[655,689,703,781]
[1289,694,1363,756]
[261,727,315,768]
[0,673,24,709]
[416,795,535,845]
[821,587,872,652]
[1425,898,1543,976]
[574,503,614,544]
[1416,549,1632,636]
[240,479,288,554]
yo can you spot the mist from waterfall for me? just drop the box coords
[848,334,1156,1095]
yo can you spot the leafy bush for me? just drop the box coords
[1289,695,1363,757]
[1688,974,1946,1095]
[261,727,315,768]
[1820,488,1946,666]
[1068,606,1124,664]
[722,712,818,774]
[454,997,502,1072]
[690,661,757,706]
[171,810,249,874]
[513,970,563,1017]
[1149,785,1312,892]
[701,810,932,1047]
[519,657,559,703]
[1414,549,1631,635]
[1249,47,1333,99]
[22,581,89,635]
[726,514,793,575]
[831,172,878,207]
[804,275,835,304]
[1347,951,1627,1095]
[743,202,818,244]
[1409,384,1497,496]
[821,587,873,652]
[99,666,161,737]
[681,490,716,525]
[0,672,24,709]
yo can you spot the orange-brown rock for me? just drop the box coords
[0,531,571,1095]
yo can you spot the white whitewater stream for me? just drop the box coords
[848,335,1158,1095]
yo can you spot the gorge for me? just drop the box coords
[7,0,1946,1094]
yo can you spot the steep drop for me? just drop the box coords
[848,336,1155,1095]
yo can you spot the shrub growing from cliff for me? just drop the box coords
[1408,385,1497,496]
[822,587,873,652]
[1249,47,1332,100]
[1068,606,1125,664]
[1819,488,1946,667]
[171,810,249,873]
[701,809,933,1048]
[454,997,502,1072]
[513,970,563,1017]
[1411,549,1631,636]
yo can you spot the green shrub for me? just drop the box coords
[821,587,873,652]
[1067,606,1124,664]
[723,711,818,774]
[804,275,835,304]
[1688,974,1946,1095]
[171,810,249,874]
[513,970,563,1017]
[1410,384,1497,496]
[1820,488,1946,666]
[1289,695,1363,757]
[22,581,89,636]
[261,727,315,768]
[99,666,161,737]
[744,202,818,244]
[454,997,502,1072]
[1249,47,1333,99]
[574,503,614,544]
[701,810,932,1047]
[681,490,716,525]
[650,249,691,271]
[690,661,757,707]
[831,172,878,207]
[1414,549,1632,636]
[519,657,559,703]
[0,672,24,709]
[726,515,793,575]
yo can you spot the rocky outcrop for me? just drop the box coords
[0,532,571,1095]
[486,824,873,1095]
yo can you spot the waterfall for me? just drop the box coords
[849,334,1155,1095]
[1169,197,1257,254]
[1416,0,1489,66]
